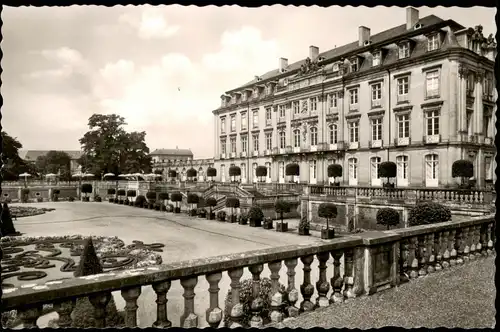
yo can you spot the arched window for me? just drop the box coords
[293,129,301,148]
[425,154,439,187]
[396,155,409,186]
[370,156,382,186]
[310,127,318,146]
[348,158,358,185]
[279,131,286,149]
[329,123,337,144]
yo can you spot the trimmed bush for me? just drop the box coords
[378,161,397,185]
[229,166,241,182]
[126,190,136,197]
[256,166,267,182]
[53,189,60,195]
[135,195,146,207]
[169,170,177,178]
[452,160,474,186]
[81,184,93,194]
[408,202,452,227]
[223,277,286,327]
[207,167,217,179]
[117,189,126,197]
[217,210,227,221]
[171,192,183,213]
[158,192,169,200]
[187,168,197,178]
[146,191,156,200]
[226,197,240,222]
[275,199,291,225]
[69,196,75,202]
[376,208,400,230]
[21,188,30,203]
[107,188,116,195]
[1,203,18,236]
[94,196,102,202]
[248,206,264,227]
[327,164,342,183]
[318,203,337,230]
[154,169,163,175]
[187,193,199,204]
[206,197,217,217]
[285,163,300,176]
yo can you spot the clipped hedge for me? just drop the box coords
[170,192,183,202]
[207,167,217,178]
[146,191,156,200]
[327,164,342,179]
[187,193,199,204]
[81,184,93,194]
[376,208,400,230]
[408,202,451,227]
[117,189,126,196]
[107,188,116,195]
[135,195,147,207]
[285,163,300,176]
[126,190,137,197]
[158,192,169,200]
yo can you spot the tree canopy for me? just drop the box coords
[35,151,71,179]
[78,114,152,176]
[1,131,35,180]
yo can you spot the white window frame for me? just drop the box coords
[349,88,359,105]
[310,127,318,146]
[397,76,410,102]
[348,158,358,186]
[241,112,247,130]
[371,118,383,141]
[279,131,286,149]
[230,138,236,153]
[349,121,359,143]
[309,160,317,184]
[241,136,247,153]
[397,114,410,138]
[372,51,381,66]
[398,42,410,59]
[252,134,259,152]
[221,140,226,154]
[293,101,300,116]
[350,58,358,72]
[293,129,301,148]
[265,132,273,150]
[426,109,440,136]
[329,123,338,144]
[278,161,285,183]
[425,70,440,98]
[221,164,226,183]
[220,117,226,134]
[265,162,272,183]
[241,163,247,183]
[329,92,338,108]
[427,34,440,51]
[265,108,272,125]
[310,97,318,112]
[371,83,382,107]
[370,156,382,186]
[425,154,439,187]
[230,115,236,132]
[253,111,259,128]
[396,155,409,187]
[484,156,493,181]
[278,105,286,119]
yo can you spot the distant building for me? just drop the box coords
[150,148,194,164]
[150,148,214,181]
[19,150,83,174]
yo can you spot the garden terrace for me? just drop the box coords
[2,214,495,328]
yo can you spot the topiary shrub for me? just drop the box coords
[452,160,474,188]
[223,278,287,327]
[66,238,125,328]
[275,199,291,231]
[285,163,300,176]
[52,189,61,202]
[217,210,227,221]
[318,203,337,239]
[376,208,400,230]
[408,202,452,227]
[170,192,183,213]
[248,206,264,227]
[207,167,217,180]
[107,188,116,195]
[81,184,93,200]
[126,190,136,198]
[256,166,267,183]
[206,197,217,219]
[117,189,126,202]
[327,164,342,185]
[21,188,30,203]
[69,196,75,202]
[169,170,177,178]
[186,168,197,181]
[94,196,102,202]
[378,161,397,188]
[135,195,146,207]
[226,197,240,222]
[158,192,169,201]
[1,203,20,236]
[146,191,156,202]
[229,166,241,182]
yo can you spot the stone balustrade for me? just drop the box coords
[2,214,494,328]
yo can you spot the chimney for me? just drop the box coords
[406,7,419,30]
[279,57,288,72]
[309,46,319,62]
[358,26,371,47]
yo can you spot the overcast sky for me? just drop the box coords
[2,5,495,159]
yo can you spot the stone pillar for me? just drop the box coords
[449,62,458,141]
[475,70,485,143]
[458,64,468,138]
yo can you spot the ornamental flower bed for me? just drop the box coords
[8,206,56,218]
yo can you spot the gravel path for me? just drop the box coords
[277,256,496,329]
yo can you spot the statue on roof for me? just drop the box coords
[298,57,321,76]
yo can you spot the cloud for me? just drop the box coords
[26,47,89,80]
[119,8,180,39]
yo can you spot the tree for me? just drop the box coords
[285,163,299,182]
[452,160,474,187]
[274,199,291,226]
[187,168,197,181]
[1,203,19,236]
[35,151,71,178]
[206,197,217,217]
[378,161,397,186]
[78,114,152,176]
[376,208,400,230]
[207,167,217,181]
[229,166,241,182]
[256,166,267,183]
[318,203,337,230]
[1,131,34,180]
[327,164,342,184]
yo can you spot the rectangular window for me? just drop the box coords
[426,110,440,135]
[292,101,300,116]
[485,156,492,180]
[329,92,338,108]
[329,123,337,144]
[427,34,440,51]
[265,108,272,125]
[265,133,273,150]
[397,76,409,102]
[221,140,226,154]
[396,155,409,182]
[350,58,358,72]
[349,89,358,105]
[399,42,410,59]
[279,132,286,149]
[230,115,236,132]
[310,97,318,112]
[278,105,286,119]
[371,83,382,107]
[372,51,381,66]
[241,136,247,152]
[253,134,259,151]
[230,138,236,153]
[253,111,259,128]
[426,70,440,98]
[484,115,491,137]
[371,118,382,141]
[397,114,410,138]
[241,112,247,130]
[293,129,301,148]
[220,118,226,134]
[349,121,359,143]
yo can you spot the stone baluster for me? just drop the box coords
[205,272,223,328]
[180,277,199,328]
[434,232,443,271]
[479,224,487,257]
[315,252,330,308]
[121,286,142,327]
[469,226,477,260]
[248,265,264,327]
[227,268,244,328]
[343,249,355,298]
[284,258,299,317]
[426,233,435,274]
[399,239,410,281]
[54,299,76,328]
[417,235,427,277]
[475,225,483,258]
[409,237,419,279]
[89,292,112,328]
[18,306,42,328]
[152,280,172,328]
[441,231,450,268]
[268,261,284,324]
[330,250,344,303]
[486,223,494,255]
[455,228,465,265]
[300,255,315,312]
[463,227,471,263]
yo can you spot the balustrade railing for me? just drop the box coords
[3,214,494,328]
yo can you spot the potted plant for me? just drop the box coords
[135,195,146,207]
[170,192,183,213]
[226,197,240,223]
[187,193,199,216]
[198,208,207,218]
[21,188,30,203]
[327,164,342,186]
[217,210,227,221]
[158,192,169,209]
[256,165,267,183]
[146,191,156,205]
[52,189,60,202]
[68,196,75,202]
[94,195,102,202]
[376,208,400,230]
[117,189,126,204]
[285,163,300,183]
[452,160,474,189]
[207,167,217,182]
[298,216,310,236]
[378,161,397,189]
[248,206,263,227]
[154,203,161,211]
[167,204,174,212]
[107,188,116,203]
[274,199,290,232]
[318,203,337,239]
[206,197,217,220]
[126,190,136,205]
[263,217,273,230]
[81,184,93,202]
[238,212,248,225]
[229,165,241,183]
[187,168,198,182]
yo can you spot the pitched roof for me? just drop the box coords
[150,148,193,156]
[21,150,83,161]
[232,15,459,92]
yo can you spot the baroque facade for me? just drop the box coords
[210,7,496,188]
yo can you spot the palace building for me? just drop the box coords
[210,7,497,188]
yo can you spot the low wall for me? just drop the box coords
[1,187,78,202]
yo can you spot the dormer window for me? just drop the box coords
[372,51,382,66]
[332,62,340,72]
[253,88,259,98]
[350,58,359,72]
[242,92,247,102]
[398,42,410,59]
[427,33,441,51]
